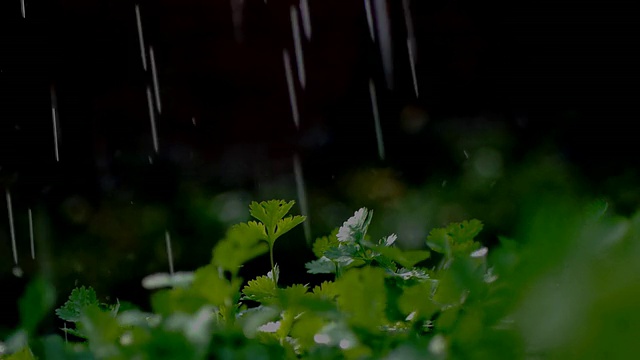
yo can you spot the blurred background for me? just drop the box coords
[1,0,638,334]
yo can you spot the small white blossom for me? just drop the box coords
[470,247,488,258]
[383,233,398,246]
[337,208,370,242]
[258,321,281,333]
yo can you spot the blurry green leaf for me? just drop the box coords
[373,246,430,269]
[237,306,280,339]
[289,313,327,351]
[2,347,35,360]
[55,286,100,323]
[427,220,483,257]
[212,222,269,273]
[77,306,122,358]
[278,284,309,309]
[311,281,338,300]
[192,265,240,307]
[398,282,439,320]
[335,267,387,330]
[150,288,207,316]
[447,220,483,244]
[305,257,337,274]
[426,228,450,254]
[312,229,339,258]
[19,277,56,334]
[585,198,609,219]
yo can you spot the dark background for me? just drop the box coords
[1,0,638,330]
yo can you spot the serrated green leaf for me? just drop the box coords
[273,215,306,243]
[446,219,483,244]
[427,220,483,259]
[337,208,374,243]
[242,276,277,303]
[55,286,100,323]
[249,200,295,234]
[312,281,338,300]
[324,242,359,260]
[19,277,56,334]
[312,229,340,258]
[278,284,309,308]
[373,246,431,269]
[305,257,337,274]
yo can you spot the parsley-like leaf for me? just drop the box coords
[242,276,278,303]
[305,256,337,274]
[312,229,340,258]
[55,286,101,323]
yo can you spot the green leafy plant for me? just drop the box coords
[3,198,640,359]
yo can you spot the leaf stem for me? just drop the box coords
[269,243,276,285]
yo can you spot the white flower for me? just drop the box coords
[337,208,370,242]
[470,247,488,258]
[383,233,397,246]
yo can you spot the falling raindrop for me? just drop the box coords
[50,86,60,162]
[134,4,148,71]
[364,0,375,41]
[148,156,153,164]
[12,266,23,278]
[20,0,26,18]
[146,86,159,153]
[372,0,394,89]
[149,47,162,114]
[463,150,469,159]
[368,79,385,160]
[165,231,174,276]
[230,0,245,42]
[5,190,18,265]
[293,154,311,245]
[28,208,34,259]
[402,0,419,97]
[192,117,196,126]
[282,49,300,128]
[299,0,312,40]
[290,6,306,89]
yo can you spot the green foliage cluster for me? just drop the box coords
[2,198,640,359]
